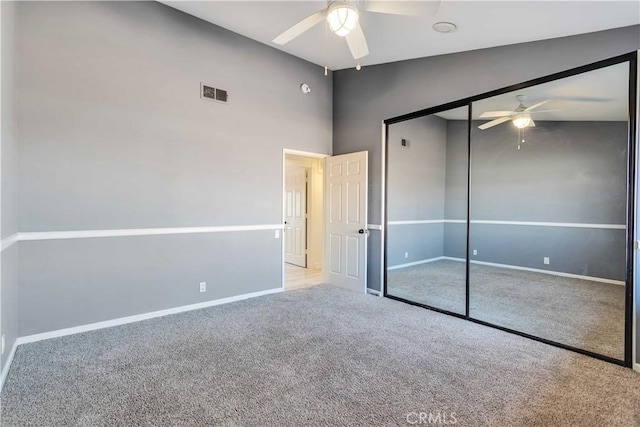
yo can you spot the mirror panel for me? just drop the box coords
[386,106,468,314]
[468,62,629,360]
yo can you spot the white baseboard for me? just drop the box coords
[634,363,640,373]
[17,287,283,346]
[366,288,382,296]
[387,256,445,271]
[0,341,18,393]
[441,257,624,286]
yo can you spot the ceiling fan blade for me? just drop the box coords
[365,0,440,16]
[524,100,550,112]
[479,111,514,119]
[478,116,512,130]
[272,9,325,45]
[529,119,536,127]
[345,22,369,60]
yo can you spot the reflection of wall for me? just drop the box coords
[387,116,447,266]
[388,119,628,282]
[446,120,627,281]
[454,121,627,222]
[388,116,447,220]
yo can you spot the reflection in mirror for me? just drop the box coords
[386,107,468,314]
[469,62,629,360]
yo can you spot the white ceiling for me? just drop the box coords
[161,1,639,71]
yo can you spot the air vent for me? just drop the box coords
[201,83,228,104]
[215,88,228,103]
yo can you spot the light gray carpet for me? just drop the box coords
[2,285,639,426]
[387,259,625,360]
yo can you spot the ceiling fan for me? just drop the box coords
[272,1,441,67]
[478,95,551,130]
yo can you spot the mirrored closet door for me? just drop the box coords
[386,106,469,315]
[384,52,636,366]
[468,61,630,361]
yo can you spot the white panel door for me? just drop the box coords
[325,151,368,293]
[285,166,307,267]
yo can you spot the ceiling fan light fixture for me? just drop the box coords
[327,2,359,37]
[512,114,532,129]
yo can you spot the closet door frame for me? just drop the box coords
[383,51,638,368]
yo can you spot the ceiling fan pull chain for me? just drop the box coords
[324,19,328,76]
[518,128,524,150]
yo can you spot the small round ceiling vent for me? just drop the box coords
[433,22,457,33]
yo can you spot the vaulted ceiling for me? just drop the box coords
[161,1,640,71]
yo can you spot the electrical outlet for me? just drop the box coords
[404,252,409,259]
[199,282,206,293]
[274,230,280,239]
[473,249,477,256]
[544,257,550,265]
[1,334,5,355]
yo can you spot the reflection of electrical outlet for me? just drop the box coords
[473,249,477,256]
[404,252,409,258]
[544,257,550,265]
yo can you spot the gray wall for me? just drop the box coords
[1,0,19,373]
[333,25,640,293]
[16,1,332,336]
[443,118,468,221]
[448,120,628,281]
[387,115,447,221]
[387,224,444,267]
[387,116,447,267]
[18,232,281,336]
[467,121,628,224]
[467,225,626,280]
[386,116,627,280]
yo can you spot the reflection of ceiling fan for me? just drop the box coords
[478,95,551,130]
[272,1,440,66]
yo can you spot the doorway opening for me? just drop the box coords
[283,150,327,291]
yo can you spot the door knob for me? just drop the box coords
[358,229,369,235]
